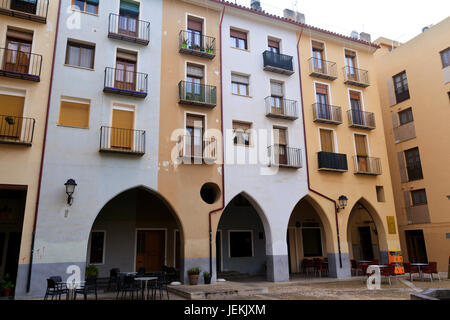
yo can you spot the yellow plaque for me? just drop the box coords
[387,216,396,234]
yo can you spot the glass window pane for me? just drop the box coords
[302,228,323,257]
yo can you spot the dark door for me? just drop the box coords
[358,227,374,261]
[405,230,428,263]
[136,230,165,272]
[4,232,21,285]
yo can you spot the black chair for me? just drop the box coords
[147,272,170,300]
[74,275,98,300]
[137,267,146,277]
[162,265,179,283]
[107,268,120,291]
[44,277,68,300]
[116,274,140,300]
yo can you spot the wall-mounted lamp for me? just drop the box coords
[337,195,348,212]
[64,179,77,206]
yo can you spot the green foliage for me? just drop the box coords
[0,274,14,290]
[85,265,99,278]
[187,267,201,275]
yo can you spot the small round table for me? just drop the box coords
[410,263,428,281]
[134,277,158,300]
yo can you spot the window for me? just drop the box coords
[231,73,249,96]
[230,28,247,50]
[376,186,385,202]
[273,127,288,165]
[118,1,140,37]
[115,50,137,90]
[58,98,90,128]
[65,41,95,69]
[89,231,105,264]
[319,129,334,153]
[312,41,325,71]
[186,64,204,96]
[393,71,410,103]
[0,94,25,138]
[345,49,357,77]
[302,228,322,257]
[270,81,284,111]
[411,189,427,206]
[404,147,423,181]
[398,108,414,125]
[440,47,450,68]
[355,134,369,172]
[268,39,280,54]
[187,16,203,47]
[185,114,204,157]
[73,0,99,14]
[233,121,251,146]
[315,83,330,119]
[229,231,253,258]
[4,29,33,74]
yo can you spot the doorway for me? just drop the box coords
[405,230,428,263]
[136,230,165,273]
[358,227,374,261]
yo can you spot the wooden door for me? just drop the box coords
[345,51,357,80]
[405,230,428,263]
[275,128,287,165]
[111,109,134,149]
[0,94,25,139]
[350,91,363,125]
[119,14,138,37]
[355,134,368,172]
[136,230,165,273]
[115,59,136,91]
[4,39,31,74]
[312,48,324,72]
[315,84,330,120]
[320,129,334,153]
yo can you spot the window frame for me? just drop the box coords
[88,230,106,265]
[72,0,99,15]
[58,98,91,129]
[232,121,252,147]
[393,71,410,104]
[404,147,423,181]
[301,227,323,257]
[411,189,427,206]
[230,28,248,50]
[65,41,95,69]
[398,108,414,126]
[440,47,450,68]
[228,230,254,258]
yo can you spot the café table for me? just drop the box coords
[410,263,428,281]
[134,276,158,300]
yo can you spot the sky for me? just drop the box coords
[232,0,450,43]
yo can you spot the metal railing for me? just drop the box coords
[179,30,216,57]
[100,126,145,155]
[178,135,217,162]
[343,66,369,86]
[0,0,49,22]
[0,47,42,80]
[308,57,337,79]
[178,81,217,106]
[353,156,382,175]
[108,13,150,45]
[347,109,376,129]
[104,67,148,96]
[0,115,35,145]
[265,97,298,119]
[268,145,302,168]
[406,166,423,181]
[312,103,342,124]
[318,152,348,171]
[263,51,294,73]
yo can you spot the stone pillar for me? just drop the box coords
[328,252,352,278]
[266,254,290,282]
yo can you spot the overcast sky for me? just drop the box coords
[233,0,450,43]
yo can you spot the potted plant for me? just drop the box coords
[200,46,205,52]
[203,272,211,285]
[206,43,214,54]
[5,116,15,125]
[0,274,14,297]
[85,265,99,279]
[187,267,201,285]
[181,38,188,49]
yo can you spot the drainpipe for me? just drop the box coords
[26,0,62,293]
[296,27,343,269]
[208,5,226,278]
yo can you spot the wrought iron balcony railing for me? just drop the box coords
[353,156,382,175]
[308,57,337,80]
[0,0,48,23]
[347,109,376,130]
[0,47,42,81]
[178,81,217,108]
[103,67,148,98]
[0,115,35,146]
[265,97,298,120]
[262,51,294,75]
[108,13,150,46]
[99,126,145,156]
[312,103,342,124]
[179,30,216,59]
[343,66,370,87]
[178,135,217,163]
[318,152,348,172]
[268,145,302,169]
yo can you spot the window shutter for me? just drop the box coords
[397,152,408,183]
[188,18,203,32]
[320,129,334,153]
[6,29,33,42]
[354,134,368,156]
[187,65,204,78]
[233,121,251,131]
[274,128,287,145]
[186,114,204,128]
[58,100,90,128]
[350,90,360,100]
[315,83,328,95]
[119,1,139,15]
[231,73,249,85]
[116,50,137,62]
[345,49,356,57]
[268,40,279,48]
[230,29,247,40]
[312,40,324,50]
[270,81,283,96]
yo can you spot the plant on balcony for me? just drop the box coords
[0,274,14,297]
[181,38,188,48]
[187,267,201,285]
[206,43,214,54]
[5,116,15,125]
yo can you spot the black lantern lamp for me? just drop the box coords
[337,195,348,212]
[64,179,77,206]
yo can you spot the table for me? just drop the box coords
[411,263,428,281]
[134,277,158,300]
[120,272,137,276]
[359,260,372,264]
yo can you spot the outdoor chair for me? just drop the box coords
[116,274,140,300]
[350,259,358,276]
[44,277,68,300]
[358,263,369,276]
[302,259,314,276]
[380,264,396,285]
[108,268,120,291]
[162,265,179,283]
[422,262,440,281]
[312,258,324,277]
[74,275,98,300]
[408,263,420,281]
[371,259,379,265]
[137,267,146,277]
[147,272,170,300]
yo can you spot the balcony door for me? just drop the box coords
[312,41,325,73]
[319,129,334,153]
[118,1,139,37]
[186,64,204,102]
[355,134,368,172]
[350,90,363,125]
[315,83,330,120]
[0,94,25,140]
[268,39,280,54]
[186,114,204,158]
[115,52,137,91]
[345,50,357,80]
[274,127,287,165]
[111,108,134,150]
[270,81,284,115]
[11,0,37,14]
[187,17,203,48]
[4,31,33,74]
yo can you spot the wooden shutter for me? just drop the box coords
[354,134,368,156]
[350,90,360,100]
[188,18,203,32]
[268,39,279,48]
[345,49,356,57]
[320,129,334,153]
[6,29,33,42]
[312,40,324,50]
[270,81,283,96]
[186,114,204,128]
[116,50,137,62]
[315,83,328,95]
[274,127,287,145]
[58,100,90,128]
[187,64,204,78]
[231,73,249,84]
[230,29,247,40]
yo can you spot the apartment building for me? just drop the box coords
[374,17,450,273]
[0,0,58,296]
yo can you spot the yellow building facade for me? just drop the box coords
[374,17,450,273]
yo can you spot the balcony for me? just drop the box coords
[0,48,42,82]
[0,0,48,23]
[178,135,217,164]
[103,67,148,98]
[262,51,294,76]
[393,121,416,143]
[179,30,216,59]
[99,126,145,156]
[0,115,35,146]
[108,13,150,46]
[265,97,298,120]
[308,58,337,80]
[353,156,382,175]
[347,109,376,130]
[312,103,342,125]
[178,81,217,108]
[343,67,370,87]
[268,145,302,169]
[318,152,348,172]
